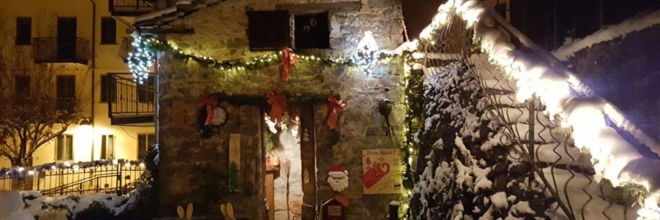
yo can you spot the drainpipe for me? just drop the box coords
[89,0,97,161]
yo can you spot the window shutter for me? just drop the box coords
[56,135,64,160]
[247,11,290,51]
[16,17,32,45]
[108,135,114,159]
[66,135,74,160]
[294,12,331,49]
[101,135,107,159]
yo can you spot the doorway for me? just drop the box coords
[264,104,316,220]
[57,18,77,59]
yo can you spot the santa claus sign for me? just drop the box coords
[327,165,348,193]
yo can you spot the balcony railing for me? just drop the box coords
[33,38,90,64]
[109,0,155,16]
[0,160,145,196]
[107,73,155,125]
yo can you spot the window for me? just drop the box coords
[137,134,155,160]
[101,17,116,44]
[100,135,115,160]
[247,10,290,51]
[56,134,74,161]
[15,76,30,98]
[137,75,154,103]
[294,12,330,49]
[100,75,117,103]
[16,17,31,45]
[56,75,76,111]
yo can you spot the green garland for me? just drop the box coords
[138,36,400,72]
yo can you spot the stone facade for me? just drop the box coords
[156,0,406,219]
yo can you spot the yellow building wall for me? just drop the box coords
[0,0,154,168]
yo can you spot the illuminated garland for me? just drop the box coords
[127,36,403,83]
[400,52,425,219]
[0,159,144,177]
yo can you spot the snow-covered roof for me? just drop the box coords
[553,10,660,61]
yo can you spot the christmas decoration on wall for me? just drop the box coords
[354,31,382,75]
[280,48,299,81]
[327,165,349,193]
[362,149,402,194]
[266,90,287,123]
[127,36,155,84]
[326,96,347,130]
[198,95,225,138]
[378,98,394,136]
[220,202,236,220]
[127,36,359,76]
[322,195,349,220]
[176,203,193,220]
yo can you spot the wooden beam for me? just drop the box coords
[275,1,361,12]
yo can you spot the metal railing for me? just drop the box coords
[414,7,651,220]
[33,37,90,64]
[0,160,144,196]
[107,73,155,120]
[109,0,155,16]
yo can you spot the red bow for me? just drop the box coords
[199,95,217,127]
[326,96,347,130]
[280,48,298,81]
[266,90,287,123]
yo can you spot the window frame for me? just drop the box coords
[56,75,76,111]
[137,75,155,103]
[100,134,115,160]
[137,134,155,160]
[100,74,117,103]
[246,10,291,51]
[100,17,117,45]
[56,134,74,161]
[16,17,32,45]
[293,12,331,49]
[14,75,31,98]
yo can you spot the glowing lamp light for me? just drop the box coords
[139,162,145,168]
[17,167,24,172]
[63,162,71,167]
[27,170,35,176]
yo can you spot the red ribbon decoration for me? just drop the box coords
[326,96,347,130]
[266,90,287,123]
[280,48,298,81]
[199,95,217,127]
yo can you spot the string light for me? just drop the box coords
[128,36,155,84]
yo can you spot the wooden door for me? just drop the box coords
[298,103,317,219]
[57,18,77,59]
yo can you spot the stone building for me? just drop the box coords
[133,0,407,219]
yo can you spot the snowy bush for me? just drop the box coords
[412,62,551,219]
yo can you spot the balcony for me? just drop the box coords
[33,38,90,64]
[109,0,155,16]
[107,73,155,125]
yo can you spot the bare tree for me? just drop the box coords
[0,17,85,167]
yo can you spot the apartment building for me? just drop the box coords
[0,0,157,168]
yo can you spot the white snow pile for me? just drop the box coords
[0,191,134,220]
[553,10,660,61]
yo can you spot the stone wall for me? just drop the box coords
[157,0,406,218]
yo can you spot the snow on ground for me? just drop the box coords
[553,10,660,60]
[0,191,133,220]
